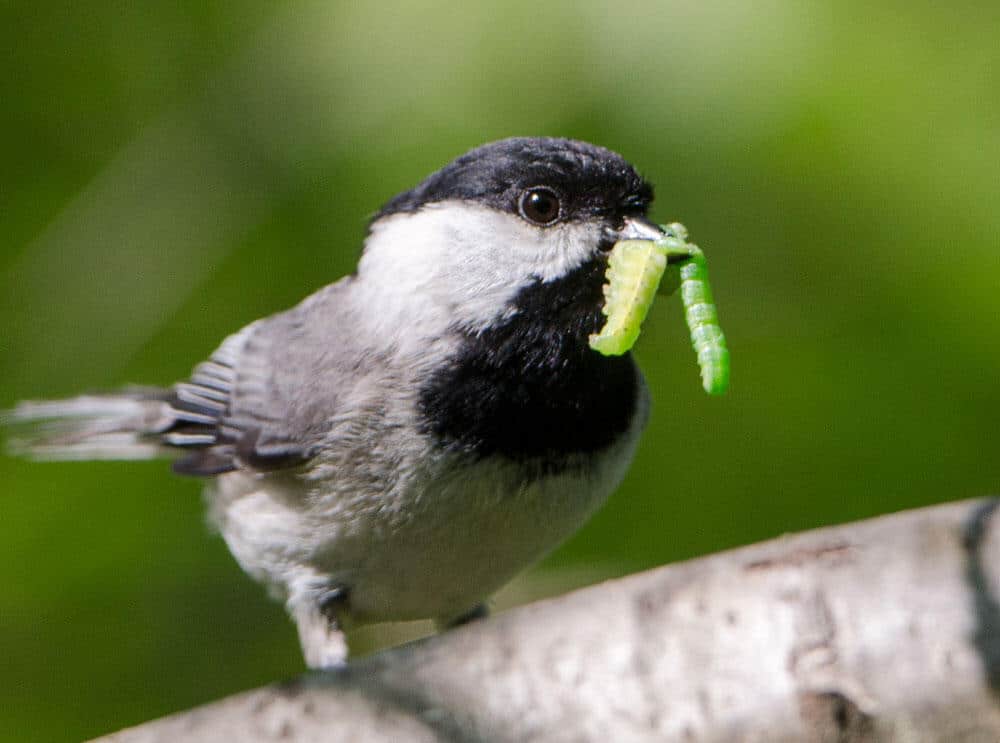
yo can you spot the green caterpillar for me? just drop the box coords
[588,222,730,396]
[587,239,667,358]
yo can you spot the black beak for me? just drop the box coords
[617,217,691,266]
[617,216,664,242]
[599,216,664,253]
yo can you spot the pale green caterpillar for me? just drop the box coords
[587,239,667,358]
[588,222,730,396]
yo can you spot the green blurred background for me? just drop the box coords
[2,1,998,739]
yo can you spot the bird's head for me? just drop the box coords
[358,137,662,338]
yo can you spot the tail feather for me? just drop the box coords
[2,390,176,461]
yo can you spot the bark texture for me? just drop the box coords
[96,498,1000,742]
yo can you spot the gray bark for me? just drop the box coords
[95,498,1000,742]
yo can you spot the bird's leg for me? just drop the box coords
[292,587,349,670]
[439,602,489,630]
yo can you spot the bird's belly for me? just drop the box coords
[344,457,620,623]
[208,399,646,626]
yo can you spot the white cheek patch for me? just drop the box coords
[357,201,601,334]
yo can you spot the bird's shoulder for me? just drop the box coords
[168,275,380,476]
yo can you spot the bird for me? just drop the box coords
[4,137,669,668]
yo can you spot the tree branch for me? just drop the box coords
[95,498,1000,742]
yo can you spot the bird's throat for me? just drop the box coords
[418,260,640,464]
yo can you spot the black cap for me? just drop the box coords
[375,137,654,226]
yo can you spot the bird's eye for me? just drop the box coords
[518,188,561,226]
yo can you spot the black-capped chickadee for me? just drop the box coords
[6,137,668,667]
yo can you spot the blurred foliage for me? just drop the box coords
[2,1,999,740]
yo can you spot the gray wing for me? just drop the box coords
[4,277,376,475]
[168,279,359,477]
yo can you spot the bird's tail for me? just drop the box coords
[2,389,177,462]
